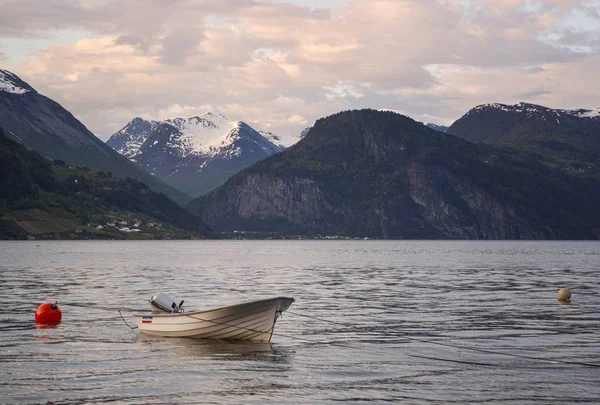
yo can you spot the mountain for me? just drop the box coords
[188,109,600,239]
[107,113,286,197]
[106,117,160,159]
[0,69,191,205]
[426,123,449,132]
[0,127,213,240]
[448,102,600,174]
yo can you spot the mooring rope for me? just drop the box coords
[118,309,138,330]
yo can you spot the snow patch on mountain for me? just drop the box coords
[109,112,290,162]
[162,112,241,158]
[567,107,600,118]
[0,70,30,95]
[259,130,286,149]
[470,102,600,119]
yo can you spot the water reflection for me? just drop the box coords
[136,335,277,358]
[35,323,61,330]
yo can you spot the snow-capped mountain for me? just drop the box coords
[107,113,287,197]
[153,112,285,159]
[450,103,600,143]
[106,117,160,159]
[467,102,600,118]
[464,102,600,119]
[448,101,600,166]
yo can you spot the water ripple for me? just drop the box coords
[1,240,599,404]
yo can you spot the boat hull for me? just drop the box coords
[135,296,294,342]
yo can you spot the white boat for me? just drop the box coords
[134,294,294,342]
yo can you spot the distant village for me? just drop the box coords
[94,219,163,233]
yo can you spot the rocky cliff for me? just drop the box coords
[189,109,600,239]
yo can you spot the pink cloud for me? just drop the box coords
[1,0,597,139]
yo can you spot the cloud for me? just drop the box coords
[525,66,546,73]
[1,0,598,138]
[514,89,553,99]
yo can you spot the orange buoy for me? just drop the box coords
[35,302,62,324]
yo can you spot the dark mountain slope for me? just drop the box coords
[0,128,212,239]
[448,102,600,175]
[188,109,600,239]
[0,69,191,205]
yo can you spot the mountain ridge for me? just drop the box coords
[188,109,600,239]
[107,113,286,197]
[448,101,600,176]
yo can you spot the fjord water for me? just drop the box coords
[1,241,599,404]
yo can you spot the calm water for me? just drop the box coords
[1,241,599,404]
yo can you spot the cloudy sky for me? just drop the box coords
[1,0,599,141]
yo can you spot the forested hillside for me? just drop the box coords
[0,128,213,239]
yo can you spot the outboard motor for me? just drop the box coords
[149,292,184,313]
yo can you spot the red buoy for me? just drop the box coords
[35,302,62,324]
